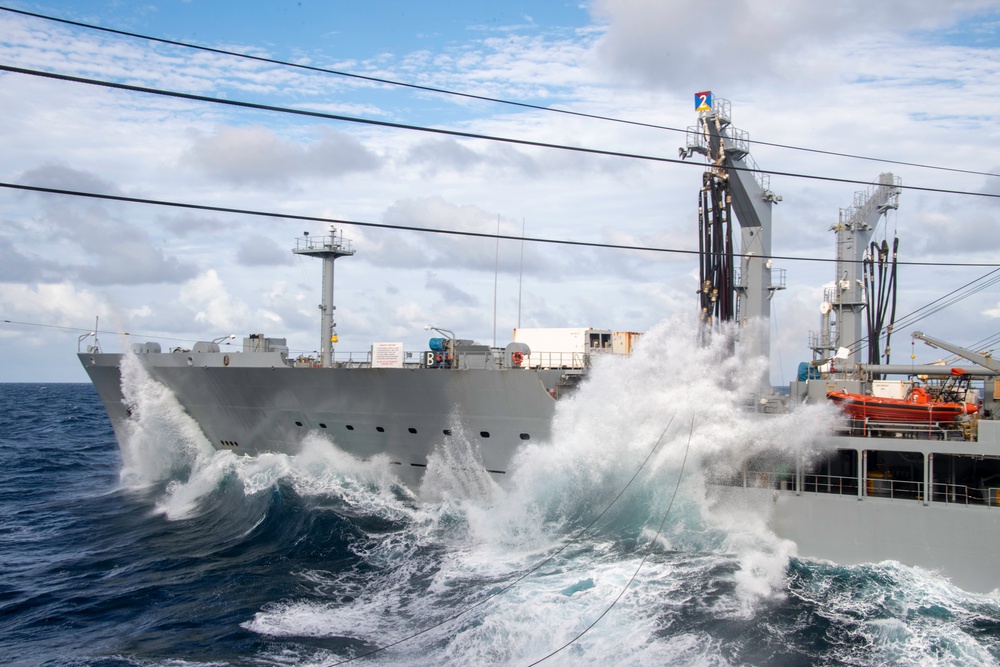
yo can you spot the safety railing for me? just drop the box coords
[743,469,797,492]
[293,349,600,370]
[930,482,995,506]
[802,474,858,496]
[832,417,967,441]
[728,469,1000,509]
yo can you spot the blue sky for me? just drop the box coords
[2,0,1000,382]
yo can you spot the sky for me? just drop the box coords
[1,0,1000,383]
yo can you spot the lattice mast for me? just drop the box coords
[681,93,783,359]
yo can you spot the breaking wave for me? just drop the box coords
[106,315,997,666]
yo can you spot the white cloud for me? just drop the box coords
[236,235,295,266]
[590,0,1000,90]
[178,269,254,333]
[180,125,381,186]
[1,4,999,382]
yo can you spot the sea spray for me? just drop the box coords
[244,316,841,662]
[474,315,835,607]
[119,315,843,663]
[117,349,216,488]
[420,412,502,507]
[5,384,999,666]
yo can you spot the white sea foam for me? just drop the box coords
[116,315,994,664]
[240,316,844,664]
[117,350,216,489]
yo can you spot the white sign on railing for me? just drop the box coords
[371,342,404,368]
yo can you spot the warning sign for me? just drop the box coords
[371,342,404,368]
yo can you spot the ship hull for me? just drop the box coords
[708,420,1000,595]
[711,485,1000,594]
[80,352,562,488]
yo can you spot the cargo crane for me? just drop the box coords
[680,92,784,361]
[809,174,902,369]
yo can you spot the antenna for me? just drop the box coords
[493,214,500,347]
[517,218,525,329]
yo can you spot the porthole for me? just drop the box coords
[346,425,355,430]
[376,426,385,433]
[443,429,452,436]
[408,427,417,434]
[295,421,303,427]
[519,433,530,441]
[480,431,490,438]
[319,423,327,429]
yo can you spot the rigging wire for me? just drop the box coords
[845,267,1000,358]
[1,64,999,202]
[2,5,998,180]
[2,181,998,269]
[327,417,678,665]
[529,416,694,665]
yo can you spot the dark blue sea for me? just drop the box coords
[3,377,1000,666]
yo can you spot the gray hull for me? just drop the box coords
[708,419,1000,594]
[80,349,1000,593]
[711,485,1000,594]
[80,351,563,488]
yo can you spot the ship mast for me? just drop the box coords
[293,226,355,368]
[680,92,783,360]
[811,173,901,367]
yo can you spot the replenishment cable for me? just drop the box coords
[3,5,998,180]
[529,416,694,665]
[2,181,998,269]
[327,416,677,665]
[1,64,998,201]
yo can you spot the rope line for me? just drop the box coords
[2,64,999,201]
[2,181,998,268]
[327,417,678,665]
[3,5,999,179]
[529,415,694,665]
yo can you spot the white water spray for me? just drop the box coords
[240,315,842,663]
[117,350,216,489]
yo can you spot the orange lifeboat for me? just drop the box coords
[826,385,978,423]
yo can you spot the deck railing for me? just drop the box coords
[743,471,997,508]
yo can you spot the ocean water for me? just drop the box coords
[4,325,1000,666]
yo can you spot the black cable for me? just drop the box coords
[328,417,677,665]
[2,63,999,202]
[3,5,998,180]
[849,267,1000,357]
[3,180,999,269]
[529,416,694,665]
[885,237,900,363]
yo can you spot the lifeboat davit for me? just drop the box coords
[826,386,978,423]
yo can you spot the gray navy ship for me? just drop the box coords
[81,93,1000,594]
